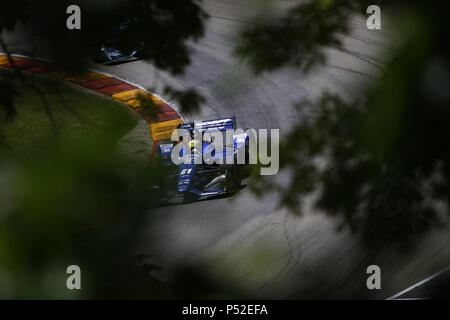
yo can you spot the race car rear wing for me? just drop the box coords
[177,117,236,133]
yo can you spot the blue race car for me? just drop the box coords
[92,20,143,65]
[156,117,252,203]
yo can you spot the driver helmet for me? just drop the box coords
[188,139,201,153]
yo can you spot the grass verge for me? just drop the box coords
[0,69,138,155]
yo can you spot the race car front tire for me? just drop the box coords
[183,192,200,203]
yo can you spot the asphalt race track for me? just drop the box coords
[3,0,449,298]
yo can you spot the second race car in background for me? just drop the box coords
[91,19,144,65]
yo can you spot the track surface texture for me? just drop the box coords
[3,0,449,299]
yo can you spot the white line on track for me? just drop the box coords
[386,265,450,300]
